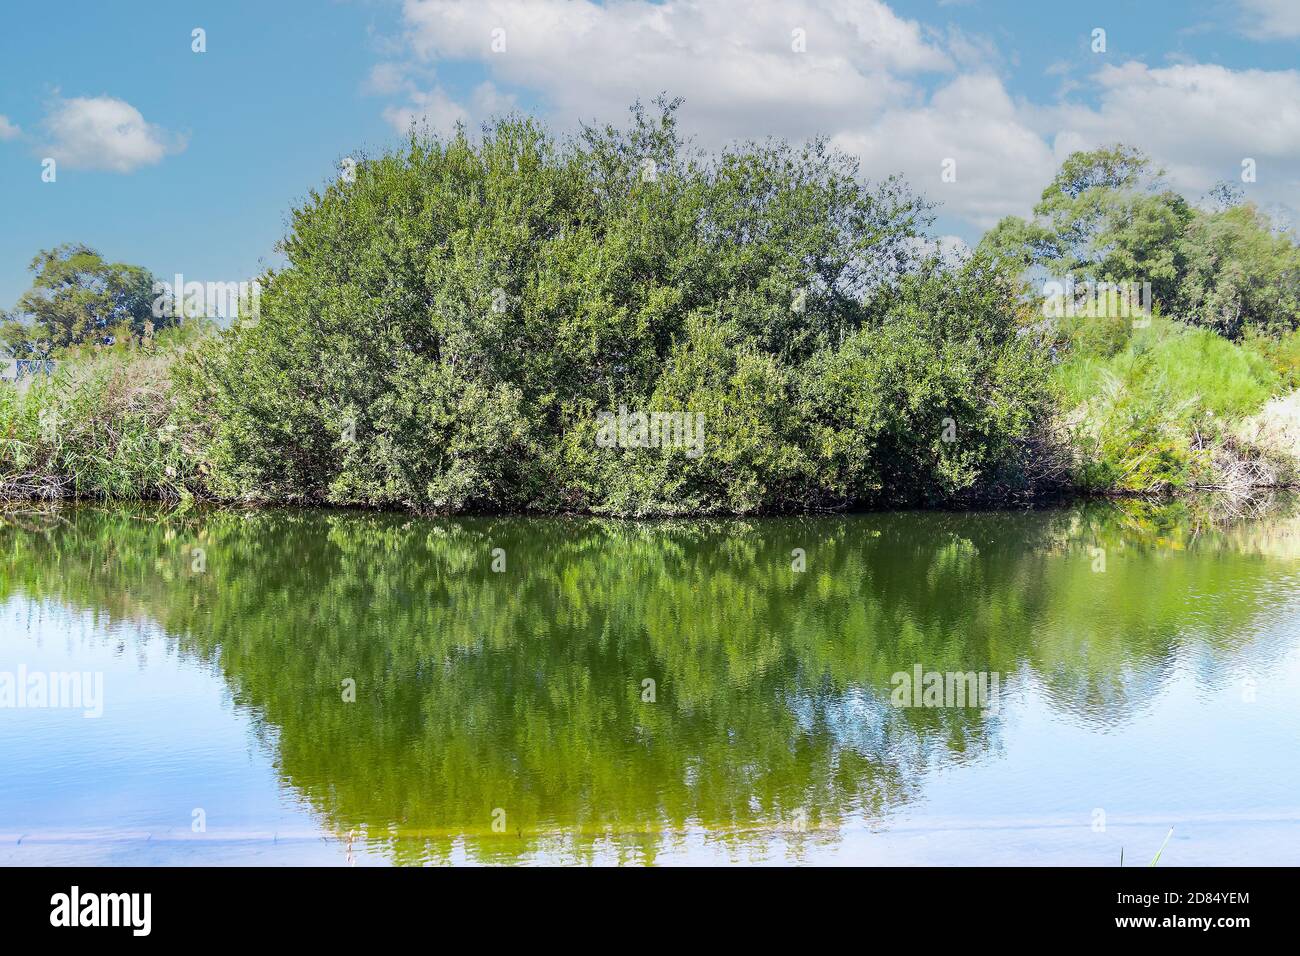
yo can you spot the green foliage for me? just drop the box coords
[1055,317,1280,491]
[1242,327,1300,390]
[6,127,1296,509]
[979,145,1300,340]
[981,145,1193,307]
[1055,311,1135,360]
[177,101,1050,514]
[1,243,173,356]
[802,259,1051,504]
[0,340,197,501]
[1177,202,1300,338]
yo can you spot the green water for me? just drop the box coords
[2,499,1300,865]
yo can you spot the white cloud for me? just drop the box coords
[835,73,1058,227]
[1044,63,1300,212]
[1237,0,1300,39]
[383,87,468,134]
[397,0,950,142]
[382,81,517,135]
[41,96,184,173]
[0,115,19,140]
[366,62,416,96]
[906,233,972,262]
[374,0,1300,234]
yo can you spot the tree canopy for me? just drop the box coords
[1,243,167,357]
[177,100,1051,514]
[979,145,1300,339]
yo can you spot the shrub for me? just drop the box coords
[177,102,1052,514]
[802,258,1053,504]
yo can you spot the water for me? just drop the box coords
[2,500,1299,866]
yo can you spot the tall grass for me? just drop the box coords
[1053,317,1286,492]
[0,333,202,501]
[1055,318,1278,416]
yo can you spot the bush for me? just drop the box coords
[177,102,1052,514]
[802,259,1052,505]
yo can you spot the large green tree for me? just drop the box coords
[1176,200,1300,339]
[178,100,1051,514]
[979,145,1300,339]
[1,243,165,356]
[979,145,1193,308]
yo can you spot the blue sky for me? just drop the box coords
[1,0,1297,311]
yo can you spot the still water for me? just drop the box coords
[1,500,1299,865]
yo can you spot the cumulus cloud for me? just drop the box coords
[383,86,469,134]
[1237,0,1300,39]
[396,0,949,141]
[374,0,1300,233]
[41,96,184,173]
[906,233,972,264]
[382,80,516,135]
[0,115,19,140]
[835,73,1058,227]
[1044,63,1300,215]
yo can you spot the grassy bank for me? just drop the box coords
[1050,315,1300,495]
[0,330,203,502]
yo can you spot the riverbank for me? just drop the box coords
[3,319,1299,515]
[6,115,1300,515]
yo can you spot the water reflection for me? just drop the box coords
[1,498,1298,864]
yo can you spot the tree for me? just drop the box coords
[177,100,1048,514]
[979,145,1192,309]
[979,145,1300,339]
[2,244,166,356]
[1175,202,1300,338]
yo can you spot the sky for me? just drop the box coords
[1,0,1298,312]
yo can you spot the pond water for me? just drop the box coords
[2,499,1299,865]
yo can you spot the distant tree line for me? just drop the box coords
[979,144,1300,339]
